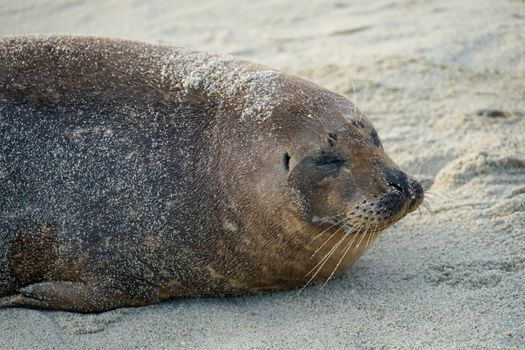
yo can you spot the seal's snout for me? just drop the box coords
[383,167,424,214]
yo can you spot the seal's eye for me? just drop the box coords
[314,154,345,168]
[283,152,291,171]
[311,153,345,178]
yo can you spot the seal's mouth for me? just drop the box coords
[311,176,424,235]
[343,176,425,234]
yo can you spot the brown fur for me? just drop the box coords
[0,36,423,312]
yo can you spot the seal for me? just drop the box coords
[0,36,423,312]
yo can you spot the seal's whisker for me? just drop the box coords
[352,224,369,253]
[309,230,340,260]
[313,214,344,228]
[359,227,381,268]
[419,179,434,192]
[364,222,379,253]
[343,220,366,251]
[408,156,433,175]
[320,235,353,289]
[344,222,367,248]
[297,228,348,294]
[423,191,439,198]
[304,236,346,287]
[421,200,434,221]
[305,220,378,289]
[351,79,359,119]
[308,217,347,248]
[422,200,432,213]
[427,190,452,200]
[319,225,363,289]
[315,116,330,134]
[306,228,347,277]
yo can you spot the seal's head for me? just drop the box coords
[217,72,425,289]
[285,112,424,236]
[227,75,426,240]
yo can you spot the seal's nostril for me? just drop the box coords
[383,168,409,195]
[388,182,404,193]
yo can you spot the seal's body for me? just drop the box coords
[0,36,423,312]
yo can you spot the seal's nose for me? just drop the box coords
[384,168,410,196]
[383,168,423,212]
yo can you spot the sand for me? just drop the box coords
[0,0,524,349]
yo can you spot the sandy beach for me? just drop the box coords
[0,0,524,349]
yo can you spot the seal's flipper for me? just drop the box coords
[0,281,132,313]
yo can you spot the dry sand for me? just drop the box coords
[0,0,524,349]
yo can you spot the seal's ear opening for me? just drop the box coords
[283,152,291,171]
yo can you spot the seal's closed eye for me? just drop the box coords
[313,153,346,177]
[315,154,345,167]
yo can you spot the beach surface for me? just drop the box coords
[0,0,524,349]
